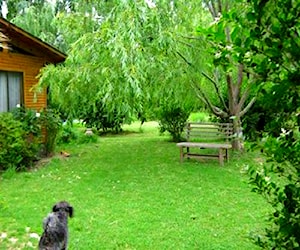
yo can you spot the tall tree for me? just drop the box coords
[39,1,202,122]
[183,0,258,150]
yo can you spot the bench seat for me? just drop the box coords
[176,122,233,166]
[176,142,232,165]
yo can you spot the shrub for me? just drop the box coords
[158,104,191,142]
[77,132,98,144]
[57,124,78,144]
[0,112,40,171]
[11,107,41,136]
[248,127,300,249]
[39,109,62,156]
[81,100,125,133]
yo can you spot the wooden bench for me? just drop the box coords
[176,122,233,165]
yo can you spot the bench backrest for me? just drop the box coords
[184,122,233,143]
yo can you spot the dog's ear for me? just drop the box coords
[52,204,59,212]
[68,206,74,218]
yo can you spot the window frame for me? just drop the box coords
[0,70,24,112]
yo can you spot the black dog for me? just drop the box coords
[39,201,74,250]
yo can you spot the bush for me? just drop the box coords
[158,104,191,142]
[77,132,98,144]
[0,112,40,171]
[81,100,125,133]
[57,124,98,145]
[57,123,78,144]
[242,95,279,140]
[248,127,300,249]
[11,107,41,137]
[39,109,62,156]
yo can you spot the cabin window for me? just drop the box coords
[0,71,23,112]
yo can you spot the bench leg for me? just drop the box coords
[225,149,229,162]
[179,147,183,163]
[218,148,224,166]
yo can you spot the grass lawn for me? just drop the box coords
[0,122,270,249]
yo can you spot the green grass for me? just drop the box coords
[188,112,211,122]
[0,122,269,249]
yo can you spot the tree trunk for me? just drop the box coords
[231,115,244,151]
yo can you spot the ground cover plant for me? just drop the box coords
[0,122,270,249]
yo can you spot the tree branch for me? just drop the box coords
[192,80,229,118]
[237,85,250,112]
[178,35,202,41]
[240,96,257,117]
[226,73,235,111]
[217,0,222,13]
[204,0,217,18]
[236,63,244,97]
[237,64,244,87]
[176,50,192,67]
[176,50,229,113]
[202,71,229,112]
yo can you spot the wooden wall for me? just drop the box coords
[0,51,47,111]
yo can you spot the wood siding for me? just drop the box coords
[0,51,47,111]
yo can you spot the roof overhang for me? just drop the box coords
[0,17,67,63]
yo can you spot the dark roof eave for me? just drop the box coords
[0,17,67,63]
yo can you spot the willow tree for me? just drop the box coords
[39,1,202,122]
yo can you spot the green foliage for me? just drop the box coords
[0,112,40,171]
[238,0,300,248]
[81,100,125,133]
[57,123,98,145]
[57,124,78,144]
[248,128,300,249]
[158,103,191,142]
[39,109,62,156]
[9,3,60,49]
[189,112,210,122]
[38,1,203,122]
[11,106,41,136]
[242,94,276,140]
[76,132,98,144]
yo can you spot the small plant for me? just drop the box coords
[158,104,191,142]
[77,132,98,144]
[57,124,78,144]
[39,109,62,156]
[81,100,125,133]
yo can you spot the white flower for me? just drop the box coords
[9,237,18,244]
[281,128,286,134]
[29,233,40,239]
[245,51,251,57]
[36,112,40,118]
[27,241,34,247]
[16,104,21,108]
[215,52,221,58]
[145,0,156,8]
[0,232,7,239]
[226,45,233,51]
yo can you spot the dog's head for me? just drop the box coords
[52,201,74,218]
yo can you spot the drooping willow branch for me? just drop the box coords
[176,50,228,112]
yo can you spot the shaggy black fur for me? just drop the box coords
[38,201,73,250]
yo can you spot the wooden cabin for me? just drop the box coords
[0,17,66,113]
